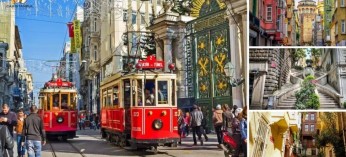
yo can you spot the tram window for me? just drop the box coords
[113,86,119,106]
[61,94,68,109]
[107,88,112,107]
[102,89,107,107]
[123,80,131,108]
[53,94,59,107]
[144,80,155,106]
[47,95,51,110]
[137,79,143,106]
[171,79,175,106]
[70,93,76,109]
[157,81,168,104]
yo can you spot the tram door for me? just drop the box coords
[123,79,131,131]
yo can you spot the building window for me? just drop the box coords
[94,45,97,60]
[132,12,137,24]
[157,0,161,5]
[342,20,345,33]
[312,149,316,155]
[335,0,338,8]
[311,124,315,132]
[311,113,315,121]
[123,10,128,22]
[342,0,345,6]
[305,124,309,132]
[266,5,272,21]
[94,18,97,32]
[141,13,145,25]
[305,114,309,121]
[253,118,269,157]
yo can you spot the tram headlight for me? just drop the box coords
[152,119,163,130]
[57,117,64,123]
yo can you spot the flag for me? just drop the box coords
[73,20,81,48]
[67,22,74,37]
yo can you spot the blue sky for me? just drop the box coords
[14,0,84,104]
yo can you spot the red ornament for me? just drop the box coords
[56,78,62,87]
[168,63,175,70]
[135,63,142,69]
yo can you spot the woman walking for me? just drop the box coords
[177,109,185,145]
[212,104,223,148]
[184,112,191,137]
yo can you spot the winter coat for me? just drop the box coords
[0,125,14,157]
[190,109,203,127]
[212,110,223,126]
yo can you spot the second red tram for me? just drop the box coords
[38,77,78,140]
[100,72,179,151]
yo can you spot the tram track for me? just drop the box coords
[48,140,86,157]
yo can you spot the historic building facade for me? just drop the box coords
[301,112,319,156]
[249,49,292,109]
[320,49,346,104]
[298,0,317,45]
[249,112,300,157]
[331,0,346,46]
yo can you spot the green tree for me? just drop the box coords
[311,48,321,67]
[315,113,345,157]
[295,75,320,109]
[291,48,306,66]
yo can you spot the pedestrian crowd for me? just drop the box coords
[0,104,46,157]
[78,113,100,130]
[177,103,247,157]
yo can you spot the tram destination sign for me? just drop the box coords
[137,55,164,69]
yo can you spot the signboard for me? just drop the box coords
[73,20,81,48]
[137,55,164,69]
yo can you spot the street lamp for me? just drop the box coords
[224,62,244,87]
[303,59,314,78]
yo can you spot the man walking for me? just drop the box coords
[21,105,46,157]
[0,125,14,157]
[190,104,204,146]
[0,104,17,157]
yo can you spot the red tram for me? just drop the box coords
[100,56,179,152]
[38,76,78,140]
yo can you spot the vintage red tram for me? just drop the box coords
[100,57,179,152]
[38,76,78,140]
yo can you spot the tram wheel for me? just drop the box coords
[151,146,158,154]
[119,137,126,148]
[101,130,107,138]
[170,142,177,147]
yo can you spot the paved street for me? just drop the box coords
[13,129,225,157]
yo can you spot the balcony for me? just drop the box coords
[89,31,100,39]
[250,12,260,28]
[287,0,293,6]
[288,25,293,32]
[287,11,292,19]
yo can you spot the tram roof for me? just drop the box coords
[100,72,176,87]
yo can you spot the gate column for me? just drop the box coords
[225,0,247,107]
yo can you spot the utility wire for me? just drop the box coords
[16,17,67,24]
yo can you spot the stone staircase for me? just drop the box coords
[277,93,297,109]
[318,92,339,109]
[276,91,340,109]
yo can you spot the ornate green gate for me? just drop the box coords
[186,0,232,129]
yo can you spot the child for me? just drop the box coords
[16,109,26,157]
